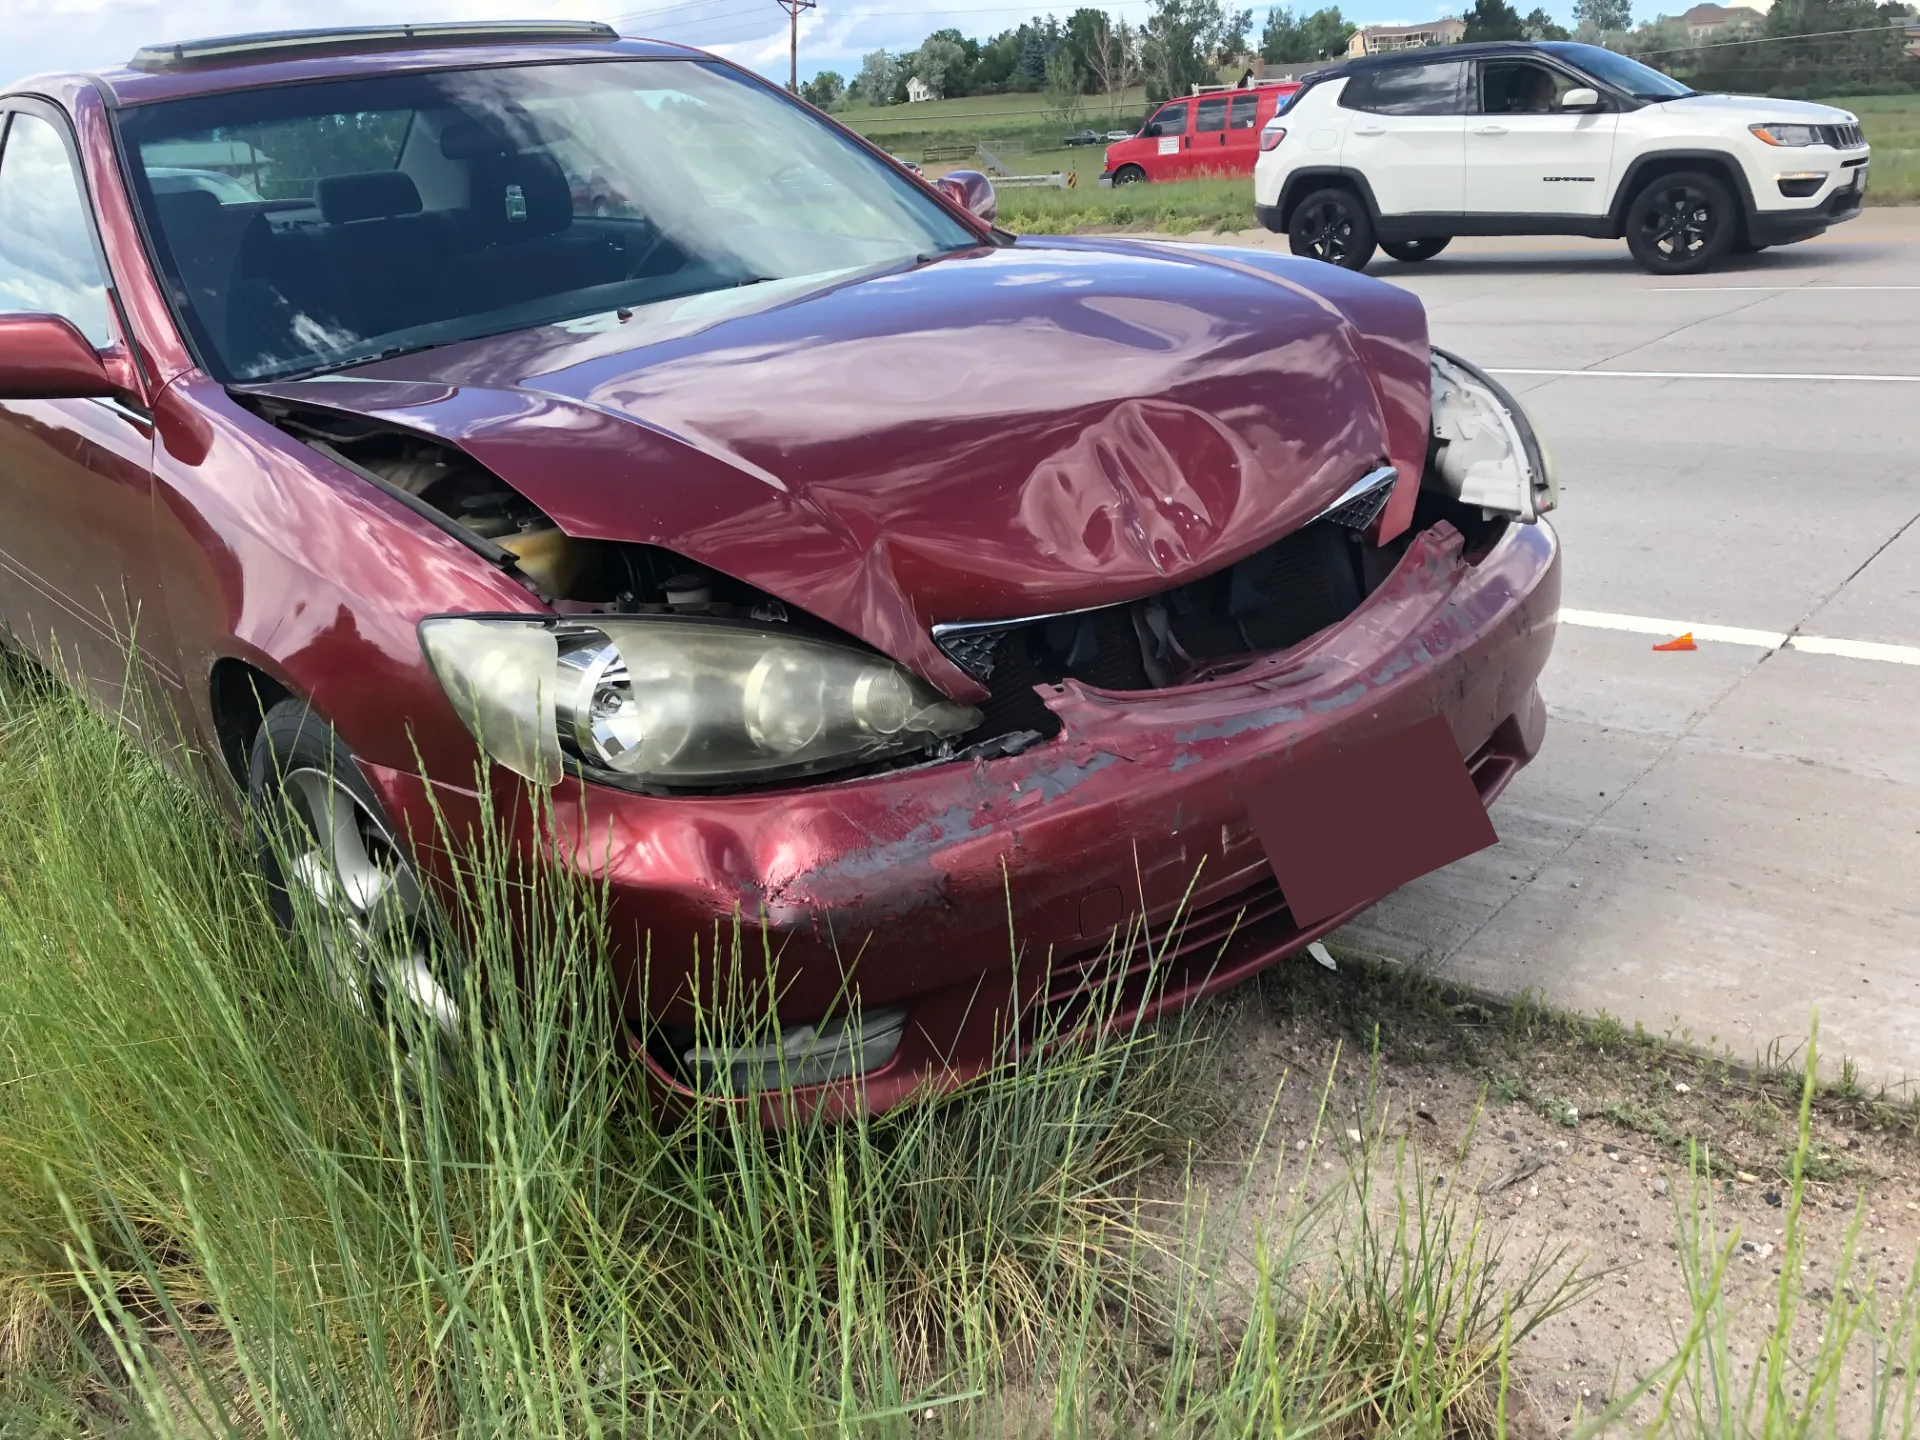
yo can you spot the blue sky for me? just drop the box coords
[9,0,1617,92]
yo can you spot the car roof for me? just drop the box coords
[1301,39,1587,85]
[9,24,704,108]
[1342,41,1560,71]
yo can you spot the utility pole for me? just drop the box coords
[776,0,816,93]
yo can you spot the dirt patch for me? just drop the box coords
[1179,954,1920,1435]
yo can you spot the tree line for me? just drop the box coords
[799,0,1917,114]
[799,0,1370,114]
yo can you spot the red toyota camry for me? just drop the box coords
[0,22,1560,1115]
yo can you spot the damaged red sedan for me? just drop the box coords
[0,22,1559,1113]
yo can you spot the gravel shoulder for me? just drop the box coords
[1182,953,1920,1434]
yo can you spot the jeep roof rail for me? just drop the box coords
[130,20,621,71]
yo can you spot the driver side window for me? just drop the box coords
[1480,61,1581,115]
[1147,102,1189,136]
[0,112,113,346]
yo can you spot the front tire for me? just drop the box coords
[1625,170,1736,275]
[248,700,461,1051]
[1287,187,1376,270]
[1381,236,1450,263]
[1112,164,1147,186]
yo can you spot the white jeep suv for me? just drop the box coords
[1252,40,1870,274]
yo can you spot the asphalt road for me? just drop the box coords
[1204,210,1920,1084]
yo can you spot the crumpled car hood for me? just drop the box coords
[245,238,1430,693]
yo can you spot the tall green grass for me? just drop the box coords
[1,654,1916,1436]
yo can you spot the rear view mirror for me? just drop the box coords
[933,169,998,226]
[1561,87,1601,110]
[0,313,116,399]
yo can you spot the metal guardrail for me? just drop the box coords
[992,173,1070,189]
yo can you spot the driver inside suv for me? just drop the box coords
[1484,62,1563,114]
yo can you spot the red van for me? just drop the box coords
[1100,81,1301,185]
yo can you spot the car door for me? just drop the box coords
[0,104,171,724]
[1466,58,1619,217]
[1140,100,1190,181]
[1220,91,1263,174]
[1189,94,1231,176]
[1336,59,1469,217]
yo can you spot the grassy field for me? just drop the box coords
[6,655,1920,1434]
[837,89,1920,233]
[1841,92,1920,207]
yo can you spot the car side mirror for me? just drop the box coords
[933,169,998,226]
[1560,87,1601,110]
[0,313,118,399]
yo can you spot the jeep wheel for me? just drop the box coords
[1380,236,1450,263]
[1288,188,1376,270]
[1625,171,1735,275]
[1113,164,1147,186]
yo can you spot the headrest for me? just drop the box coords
[467,151,572,242]
[316,171,423,225]
[151,186,222,229]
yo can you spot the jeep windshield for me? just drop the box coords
[118,59,979,381]
[1538,42,1695,101]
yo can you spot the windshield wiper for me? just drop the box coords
[264,340,450,383]
[352,340,451,368]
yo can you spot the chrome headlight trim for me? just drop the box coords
[421,614,981,790]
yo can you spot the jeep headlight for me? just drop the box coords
[420,617,981,788]
[1427,347,1557,523]
[1750,123,1823,148]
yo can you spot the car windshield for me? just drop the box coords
[118,58,979,381]
[1538,42,1695,101]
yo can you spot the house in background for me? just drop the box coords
[140,138,271,190]
[1345,18,1467,56]
[1678,1,1768,39]
[906,76,936,103]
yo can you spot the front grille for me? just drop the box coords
[1822,123,1864,149]
[943,518,1365,745]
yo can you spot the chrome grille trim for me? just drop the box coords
[1311,464,1398,530]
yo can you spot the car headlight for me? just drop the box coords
[1427,348,1557,523]
[1750,123,1823,147]
[420,616,981,788]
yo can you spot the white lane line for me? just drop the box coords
[1646,285,1920,292]
[1560,608,1920,665]
[1559,609,1786,647]
[1788,635,1920,665]
[1490,368,1920,382]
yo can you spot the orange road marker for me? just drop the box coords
[1652,632,1698,652]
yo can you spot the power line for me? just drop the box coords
[625,6,777,35]
[604,0,744,23]
[1633,21,1918,58]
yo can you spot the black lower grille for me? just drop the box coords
[949,519,1365,745]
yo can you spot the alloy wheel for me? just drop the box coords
[1297,198,1357,265]
[278,766,460,1043]
[1641,183,1715,264]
